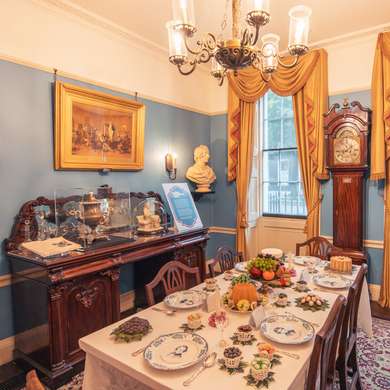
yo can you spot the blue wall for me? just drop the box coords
[0,59,213,340]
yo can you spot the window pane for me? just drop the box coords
[280,150,299,182]
[266,92,282,119]
[282,118,296,148]
[264,119,281,149]
[263,151,279,182]
[263,182,280,215]
[282,97,293,117]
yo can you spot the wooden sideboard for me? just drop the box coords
[5,194,208,388]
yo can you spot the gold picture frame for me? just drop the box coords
[55,81,145,171]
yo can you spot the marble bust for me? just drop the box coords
[186,145,216,192]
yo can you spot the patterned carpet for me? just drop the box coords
[23,318,390,390]
[356,318,390,389]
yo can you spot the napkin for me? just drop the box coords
[249,306,266,328]
[206,290,221,313]
[300,269,310,283]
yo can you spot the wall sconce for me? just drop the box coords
[165,153,177,180]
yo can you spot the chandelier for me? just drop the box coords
[166,0,312,85]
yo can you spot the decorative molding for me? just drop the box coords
[0,290,135,365]
[321,235,384,250]
[0,52,215,116]
[209,226,237,235]
[259,216,306,232]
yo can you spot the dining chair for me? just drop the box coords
[305,294,347,390]
[26,370,45,390]
[296,236,333,260]
[145,260,201,306]
[336,264,368,390]
[208,246,244,277]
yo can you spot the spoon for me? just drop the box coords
[151,307,176,316]
[131,345,147,357]
[275,349,300,360]
[183,352,217,386]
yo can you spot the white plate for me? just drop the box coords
[164,290,203,309]
[144,332,208,370]
[293,256,321,266]
[261,248,283,259]
[260,315,314,345]
[234,261,248,272]
[313,274,352,289]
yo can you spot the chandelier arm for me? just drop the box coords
[177,61,197,76]
[184,33,218,56]
[277,54,299,69]
[250,24,261,46]
[259,68,271,83]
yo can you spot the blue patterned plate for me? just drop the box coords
[144,332,208,370]
[260,315,314,345]
[164,290,204,309]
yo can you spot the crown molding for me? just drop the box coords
[32,0,210,74]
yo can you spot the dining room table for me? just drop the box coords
[79,259,372,390]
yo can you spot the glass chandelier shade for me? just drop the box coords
[166,0,312,84]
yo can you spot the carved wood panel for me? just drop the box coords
[64,276,113,359]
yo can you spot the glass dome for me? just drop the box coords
[133,197,169,236]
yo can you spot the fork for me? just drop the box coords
[284,311,320,328]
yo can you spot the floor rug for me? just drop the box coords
[19,317,390,390]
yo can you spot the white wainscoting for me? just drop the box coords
[247,217,307,258]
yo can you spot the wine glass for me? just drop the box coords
[214,310,228,348]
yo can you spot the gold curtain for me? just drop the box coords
[371,32,390,307]
[228,49,329,255]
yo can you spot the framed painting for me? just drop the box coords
[55,81,145,170]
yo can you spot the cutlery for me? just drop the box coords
[131,345,147,357]
[275,349,300,360]
[151,307,176,316]
[284,311,320,328]
[183,352,217,386]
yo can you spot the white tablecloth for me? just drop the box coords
[80,263,372,390]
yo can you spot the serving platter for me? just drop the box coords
[260,315,314,345]
[260,315,315,344]
[144,332,208,370]
[313,274,352,289]
[164,290,203,309]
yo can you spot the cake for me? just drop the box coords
[330,256,352,273]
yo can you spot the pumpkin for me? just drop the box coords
[231,283,258,305]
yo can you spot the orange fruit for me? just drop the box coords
[262,270,275,281]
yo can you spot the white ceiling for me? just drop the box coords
[67,0,390,50]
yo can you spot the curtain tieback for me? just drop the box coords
[239,213,248,229]
[304,194,324,233]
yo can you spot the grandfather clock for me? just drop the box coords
[324,99,371,265]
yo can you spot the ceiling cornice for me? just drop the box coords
[32,0,213,73]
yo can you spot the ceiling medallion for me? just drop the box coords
[166,0,312,85]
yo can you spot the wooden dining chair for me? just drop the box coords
[26,370,45,390]
[145,260,201,306]
[336,264,368,390]
[305,294,347,390]
[208,246,244,277]
[296,236,333,260]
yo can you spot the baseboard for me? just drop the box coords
[0,290,136,366]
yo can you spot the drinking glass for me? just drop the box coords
[214,311,228,348]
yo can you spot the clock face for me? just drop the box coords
[333,128,360,164]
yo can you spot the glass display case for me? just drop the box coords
[133,197,169,236]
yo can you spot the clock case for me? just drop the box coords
[324,100,371,265]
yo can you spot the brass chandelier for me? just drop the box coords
[166,0,312,85]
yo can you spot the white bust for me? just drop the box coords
[186,145,216,192]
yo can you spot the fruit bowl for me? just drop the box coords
[247,255,281,281]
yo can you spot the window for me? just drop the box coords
[260,91,306,217]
